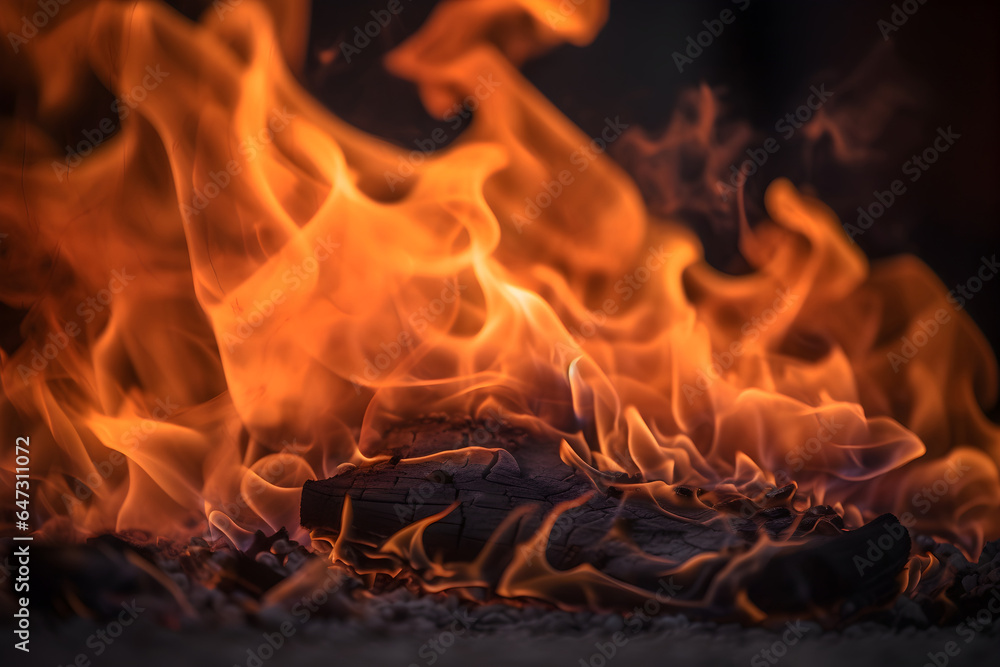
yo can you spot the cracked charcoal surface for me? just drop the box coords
[3,532,999,667]
[1,526,997,662]
[301,418,909,618]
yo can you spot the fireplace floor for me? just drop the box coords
[15,604,1000,667]
[4,532,999,666]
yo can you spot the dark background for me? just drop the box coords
[297,0,1000,418]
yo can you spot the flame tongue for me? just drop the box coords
[0,0,998,611]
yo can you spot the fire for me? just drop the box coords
[1,0,998,613]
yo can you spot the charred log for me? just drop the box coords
[301,420,911,620]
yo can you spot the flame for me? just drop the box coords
[1,0,998,611]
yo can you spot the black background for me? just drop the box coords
[299,0,1000,418]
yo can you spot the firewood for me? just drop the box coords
[301,420,909,619]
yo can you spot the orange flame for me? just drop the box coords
[1,0,998,608]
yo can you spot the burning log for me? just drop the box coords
[301,420,911,619]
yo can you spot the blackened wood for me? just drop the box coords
[745,514,911,619]
[301,420,910,618]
